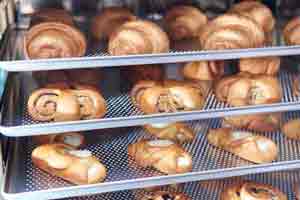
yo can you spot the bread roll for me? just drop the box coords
[91,7,137,40]
[108,20,170,55]
[207,128,278,163]
[32,144,107,185]
[239,57,280,75]
[164,5,207,40]
[144,122,195,143]
[34,132,85,148]
[283,17,300,45]
[282,118,300,140]
[142,191,191,200]
[128,139,192,174]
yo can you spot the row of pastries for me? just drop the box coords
[23,1,300,59]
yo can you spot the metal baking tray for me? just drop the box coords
[1,0,300,71]
[1,66,300,137]
[2,111,300,200]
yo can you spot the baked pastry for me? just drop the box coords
[164,5,207,40]
[214,72,282,106]
[32,144,107,185]
[34,132,85,148]
[282,118,300,140]
[128,139,192,174]
[108,20,170,56]
[239,57,281,75]
[199,14,265,50]
[142,191,191,200]
[131,80,207,114]
[230,1,275,34]
[24,22,87,59]
[221,181,287,200]
[91,7,137,40]
[283,17,300,45]
[144,122,195,143]
[223,113,281,132]
[207,128,278,163]
[31,8,74,26]
[181,60,225,81]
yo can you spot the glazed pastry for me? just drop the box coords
[199,14,265,50]
[144,122,195,143]
[223,113,281,132]
[34,132,85,148]
[31,8,74,26]
[230,1,275,34]
[128,139,192,174]
[221,181,287,200]
[24,22,87,59]
[142,191,191,200]
[108,20,170,56]
[164,5,207,40]
[131,80,206,114]
[239,57,280,75]
[32,144,107,185]
[182,60,225,81]
[214,73,282,106]
[283,17,300,45]
[282,118,300,140]
[207,128,278,163]
[91,7,136,40]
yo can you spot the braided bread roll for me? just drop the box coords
[24,22,87,59]
[199,14,265,50]
[182,60,225,81]
[91,7,137,40]
[108,20,170,56]
[31,8,74,26]
[128,139,192,174]
[283,17,300,45]
[239,57,280,75]
[164,5,207,40]
[32,144,107,185]
[207,128,278,163]
[215,73,282,106]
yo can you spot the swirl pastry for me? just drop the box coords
[24,22,87,59]
[34,132,85,149]
[32,144,107,185]
[164,5,207,40]
[223,113,281,132]
[239,57,281,75]
[108,20,170,56]
[199,14,265,50]
[221,181,287,200]
[91,7,137,40]
[207,128,278,163]
[214,73,282,106]
[31,8,74,26]
[128,139,192,174]
[182,60,225,81]
[282,118,300,140]
[131,80,206,114]
[142,191,191,200]
[230,1,275,34]
[283,17,300,45]
[144,122,195,143]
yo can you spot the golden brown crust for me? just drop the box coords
[207,128,278,163]
[34,132,85,148]
[282,118,300,140]
[32,144,107,185]
[164,5,207,40]
[128,139,192,174]
[142,191,191,200]
[108,20,170,55]
[199,14,265,50]
[91,7,137,40]
[31,8,74,26]
[24,22,87,59]
[283,17,300,45]
[182,60,225,81]
[239,57,280,75]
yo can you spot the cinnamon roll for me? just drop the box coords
[214,73,282,106]
[199,14,265,50]
[164,5,207,40]
[108,20,170,56]
[31,8,74,26]
[91,7,137,40]
[181,60,225,81]
[239,57,280,75]
[24,22,87,59]
[283,17,300,45]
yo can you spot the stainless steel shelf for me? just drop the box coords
[2,112,300,200]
